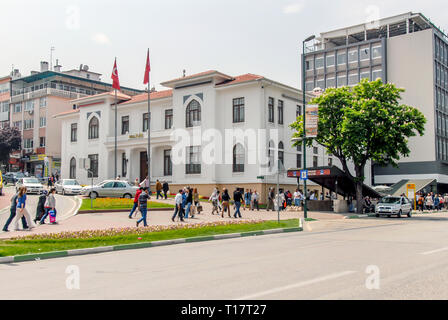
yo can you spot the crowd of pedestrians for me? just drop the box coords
[416,192,448,211]
[2,186,58,232]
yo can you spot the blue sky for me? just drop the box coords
[0,0,447,90]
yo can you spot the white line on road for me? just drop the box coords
[235,270,357,300]
[420,247,448,255]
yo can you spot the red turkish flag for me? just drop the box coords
[143,49,151,85]
[111,58,120,90]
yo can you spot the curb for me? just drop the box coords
[0,226,303,264]
[77,208,174,214]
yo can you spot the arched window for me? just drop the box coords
[233,144,245,173]
[278,142,284,168]
[268,140,275,168]
[186,100,201,128]
[69,157,76,179]
[88,117,99,139]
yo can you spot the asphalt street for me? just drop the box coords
[2,214,448,299]
[0,186,78,232]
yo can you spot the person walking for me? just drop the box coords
[13,187,34,231]
[172,189,185,222]
[252,190,260,211]
[417,194,424,212]
[293,189,302,207]
[129,187,143,219]
[34,190,48,224]
[233,188,243,218]
[184,187,193,219]
[244,189,251,211]
[425,193,433,211]
[40,188,57,224]
[221,188,231,218]
[136,188,150,227]
[2,191,28,232]
[267,188,275,211]
[155,180,162,199]
[162,181,169,199]
[209,188,220,215]
[139,176,150,188]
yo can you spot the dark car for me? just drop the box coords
[4,172,24,185]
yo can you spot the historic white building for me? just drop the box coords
[56,70,369,202]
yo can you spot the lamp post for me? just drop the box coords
[301,35,315,220]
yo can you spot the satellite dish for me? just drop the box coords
[83,65,89,71]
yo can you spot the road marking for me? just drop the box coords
[420,247,448,255]
[235,270,356,300]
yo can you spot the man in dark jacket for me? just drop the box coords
[162,181,169,199]
[34,190,48,223]
[2,192,28,232]
[233,188,243,218]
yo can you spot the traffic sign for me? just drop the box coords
[300,170,308,180]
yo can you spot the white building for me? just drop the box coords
[56,70,368,202]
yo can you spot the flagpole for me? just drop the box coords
[115,88,118,179]
[147,58,151,192]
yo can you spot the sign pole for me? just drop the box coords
[302,40,308,220]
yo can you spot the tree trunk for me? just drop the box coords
[355,181,363,214]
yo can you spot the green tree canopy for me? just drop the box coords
[0,125,21,166]
[290,79,426,213]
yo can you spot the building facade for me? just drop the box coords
[57,70,369,202]
[9,61,142,177]
[0,75,11,129]
[303,12,448,190]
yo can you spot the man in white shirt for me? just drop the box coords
[139,176,150,188]
[293,189,303,207]
[171,189,184,222]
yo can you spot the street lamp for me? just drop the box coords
[301,34,315,220]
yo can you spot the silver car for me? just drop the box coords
[55,179,83,195]
[15,177,44,194]
[375,196,413,218]
[81,180,138,199]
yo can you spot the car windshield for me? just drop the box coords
[23,178,39,184]
[15,173,24,178]
[63,180,79,186]
[381,197,401,204]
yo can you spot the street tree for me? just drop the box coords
[290,79,426,214]
[0,125,21,167]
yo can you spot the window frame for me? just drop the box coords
[232,97,245,123]
[186,100,201,128]
[268,97,275,123]
[278,100,284,125]
[233,144,245,173]
[71,123,78,142]
[88,117,99,140]
[121,115,129,135]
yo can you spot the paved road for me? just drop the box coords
[0,186,78,232]
[2,214,448,299]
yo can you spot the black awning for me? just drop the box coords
[287,166,382,198]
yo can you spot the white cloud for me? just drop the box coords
[283,3,304,14]
[91,32,111,45]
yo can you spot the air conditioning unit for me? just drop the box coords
[28,110,34,115]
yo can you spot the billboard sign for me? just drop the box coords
[305,105,319,138]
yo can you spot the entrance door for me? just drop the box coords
[140,151,148,182]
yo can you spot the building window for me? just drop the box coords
[372,46,382,59]
[326,78,336,88]
[88,117,99,139]
[360,72,370,81]
[186,146,201,174]
[337,52,346,65]
[328,158,333,166]
[39,97,47,108]
[305,60,313,70]
[121,116,129,135]
[70,157,76,179]
[165,109,173,129]
[39,137,46,147]
[305,81,314,92]
[88,154,99,178]
[313,147,318,154]
[268,140,275,168]
[315,57,324,69]
[296,105,302,118]
[143,113,149,131]
[278,142,284,168]
[24,119,34,130]
[268,97,274,123]
[360,47,370,61]
[122,153,127,177]
[316,79,325,90]
[337,75,347,87]
[1,101,9,113]
[313,156,318,167]
[278,100,284,125]
[39,117,46,128]
[164,149,172,176]
[326,55,335,67]
[233,97,245,123]
[14,103,22,113]
[348,73,359,86]
[14,121,22,130]
[372,69,383,81]
[71,123,77,142]
[186,100,201,128]
[233,143,245,173]
[24,139,33,149]
[297,154,302,168]
[348,50,358,63]
[24,100,34,112]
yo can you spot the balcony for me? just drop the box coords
[105,129,174,147]
[10,88,89,103]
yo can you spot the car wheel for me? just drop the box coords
[123,193,132,199]
[90,192,98,199]
[375,214,380,218]
[408,209,412,218]
[387,214,391,218]
[397,210,402,218]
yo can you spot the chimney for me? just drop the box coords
[40,61,49,72]
[54,59,62,72]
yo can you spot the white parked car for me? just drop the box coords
[375,196,412,218]
[15,177,44,194]
[55,179,83,195]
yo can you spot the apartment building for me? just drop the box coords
[56,70,370,202]
[9,61,142,177]
[303,12,448,191]
[0,75,11,129]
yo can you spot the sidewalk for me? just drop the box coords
[0,198,346,239]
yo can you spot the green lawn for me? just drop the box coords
[79,198,174,211]
[0,219,300,257]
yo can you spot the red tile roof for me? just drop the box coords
[120,89,173,105]
[161,70,234,85]
[216,73,264,86]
